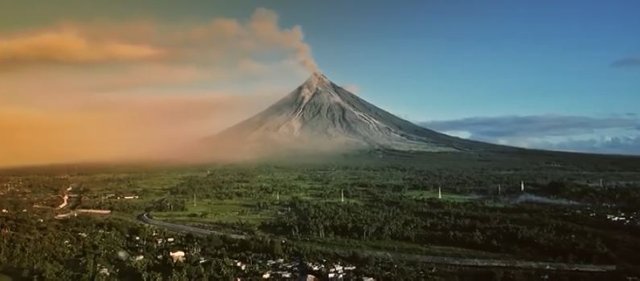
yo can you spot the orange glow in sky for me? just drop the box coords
[0,8,314,167]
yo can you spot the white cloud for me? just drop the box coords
[423,115,640,155]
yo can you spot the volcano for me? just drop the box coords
[209,72,507,158]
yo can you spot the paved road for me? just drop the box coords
[137,213,616,272]
[138,213,246,240]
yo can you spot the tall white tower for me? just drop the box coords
[520,181,525,192]
[438,186,442,199]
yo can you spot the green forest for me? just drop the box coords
[1,154,640,280]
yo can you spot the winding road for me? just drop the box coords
[136,213,617,273]
[138,213,246,240]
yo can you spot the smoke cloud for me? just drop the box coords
[0,8,318,168]
[247,8,318,72]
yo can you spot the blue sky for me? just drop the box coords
[2,0,638,118]
[1,0,639,158]
[285,0,640,119]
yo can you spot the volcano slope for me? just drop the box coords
[209,73,515,158]
[203,72,640,172]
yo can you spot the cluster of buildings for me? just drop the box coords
[118,232,373,280]
[0,178,23,191]
[604,211,638,225]
[572,208,640,226]
[298,261,359,280]
[252,258,369,280]
[260,258,297,279]
[103,193,140,200]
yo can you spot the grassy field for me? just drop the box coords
[153,198,272,225]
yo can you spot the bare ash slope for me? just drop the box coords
[212,72,511,156]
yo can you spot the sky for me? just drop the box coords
[0,0,639,166]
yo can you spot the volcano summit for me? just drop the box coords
[210,72,502,158]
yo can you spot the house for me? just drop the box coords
[275,271,291,278]
[298,274,320,281]
[98,266,109,276]
[233,260,246,270]
[307,262,322,271]
[169,250,186,263]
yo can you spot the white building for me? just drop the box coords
[169,250,185,262]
